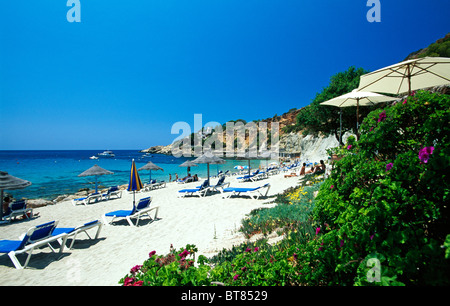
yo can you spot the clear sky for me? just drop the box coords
[1,0,449,150]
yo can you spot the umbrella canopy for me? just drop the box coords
[138,161,163,183]
[321,89,396,141]
[358,57,450,95]
[0,171,32,221]
[179,160,198,176]
[192,152,226,184]
[78,164,113,193]
[128,159,143,206]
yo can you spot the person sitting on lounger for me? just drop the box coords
[299,163,306,176]
[313,160,326,174]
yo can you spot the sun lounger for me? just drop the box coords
[52,220,103,249]
[177,176,194,184]
[2,199,33,223]
[0,220,68,269]
[178,179,210,198]
[72,192,103,206]
[236,170,260,182]
[143,180,167,191]
[222,183,271,200]
[102,186,122,200]
[210,176,230,192]
[102,197,159,227]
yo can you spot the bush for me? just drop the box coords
[313,90,450,285]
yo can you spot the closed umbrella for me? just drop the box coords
[78,164,113,193]
[358,57,450,95]
[138,161,163,183]
[128,159,143,207]
[192,152,226,185]
[321,89,396,141]
[0,171,32,222]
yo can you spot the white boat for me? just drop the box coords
[98,150,115,157]
[89,155,99,160]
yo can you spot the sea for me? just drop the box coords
[0,150,273,200]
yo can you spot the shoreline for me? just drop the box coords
[0,170,305,285]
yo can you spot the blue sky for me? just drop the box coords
[1,0,449,150]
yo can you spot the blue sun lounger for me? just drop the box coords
[2,199,33,223]
[52,220,103,250]
[221,183,271,200]
[0,220,68,269]
[178,179,210,198]
[102,197,159,227]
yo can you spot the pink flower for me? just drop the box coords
[245,247,252,252]
[378,111,386,123]
[330,185,334,189]
[386,163,393,171]
[233,274,240,281]
[179,250,190,258]
[123,277,135,286]
[318,242,324,251]
[347,145,352,150]
[402,99,407,105]
[130,265,142,275]
[149,251,156,258]
[132,281,144,286]
[253,247,259,252]
[315,227,321,235]
[418,146,434,163]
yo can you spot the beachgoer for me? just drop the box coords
[3,196,11,216]
[299,163,306,176]
[305,165,315,174]
[169,174,172,182]
[314,160,326,174]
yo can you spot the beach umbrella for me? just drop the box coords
[138,161,163,183]
[234,165,244,170]
[128,159,143,206]
[192,152,226,185]
[0,171,32,222]
[358,57,450,96]
[321,89,396,141]
[78,164,113,193]
[179,160,198,176]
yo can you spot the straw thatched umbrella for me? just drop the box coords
[179,160,198,176]
[0,171,32,222]
[192,152,226,185]
[78,164,113,193]
[138,161,163,183]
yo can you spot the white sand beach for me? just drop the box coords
[0,171,304,286]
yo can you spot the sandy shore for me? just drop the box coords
[0,171,302,286]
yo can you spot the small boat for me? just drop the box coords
[142,153,153,158]
[98,150,115,157]
[89,155,99,160]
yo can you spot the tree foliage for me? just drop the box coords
[294,66,383,143]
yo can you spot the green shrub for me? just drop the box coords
[313,90,450,285]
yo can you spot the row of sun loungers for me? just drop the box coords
[72,186,123,206]
[178,177,271,200]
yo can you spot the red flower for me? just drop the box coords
[149,250,156,258]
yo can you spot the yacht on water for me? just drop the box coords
[98,150,115,157]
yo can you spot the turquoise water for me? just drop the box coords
[0,150,272,200]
